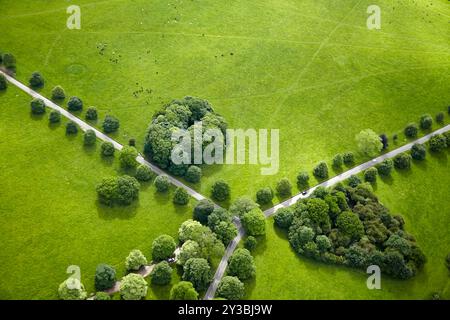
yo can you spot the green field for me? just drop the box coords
[1,0,449,203]
[247,152,450,299]
[0,86,193,299]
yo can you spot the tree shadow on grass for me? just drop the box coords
[96,199,139,220]
[412,159,428,172]
[379,174,394,186]
[83,143,97,156]
[153,189,172,205]
[100,155,115,167]
[428,149,448,166]
[173,202,191,215]
[29,111,45,122]
[48,121,61,131]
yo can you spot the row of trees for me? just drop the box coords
[0,52,16,72]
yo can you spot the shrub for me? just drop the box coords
[297,171,309,186]
[150,261,173,285]
[214,221,237,245]
[30,98,45,115]
[364,167,378,183]
[182,258,211,291]
[377,158,394,176]
[276,178,292,197]
[332,154,343,168]
[48,110,61,123]
[185,166,202,183]
[116,175,140,205]
[211,180,230,201]
[85,107,98,121]
[207,207,232,229]
[2,53,16,70]
[316,235,332,252]
[125,249,147,271]
[119,273,147,300]
[154,175,170,192]
[152,234,176,261]
[135,165,154,182]
[95,264,116,291]
[274,207,294,229]
[429,134,447,152]
[356,129,383,157]
[419,114,433,130]
[178,240,201,266]
[101,142,115,157]
[436,112,445,124]
[288,225,315,254]
[95,292,111,300]
[102,115,120,133]
[228,248,256,281]
[217,276,245,300]
[313,162,328,180]
[128,138,136,147]
[404,123,418,138]
[411,143,426,160]
[394,153,412,169]
[193,199,215,224]
[379,134,388,150]
[244,236,257,251]
[230,197,259,218]
[119,146,138,168]
[256,187,274,204]
[65,121,78,135]
[51,85,65,100]
[29,72,45,88]
[83,129,96,146]
[58,279,87,300]
[444,132,450,147]
[173,187,189,205]
[336,211,364,241]
[0,74,7,90]
[67,96,83,112]
[241,208,266,236]
[170,281,198,300]
[343,152,355,166]
[347,175,361,188]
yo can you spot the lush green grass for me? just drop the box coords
[247,150,450,299]
[0,87,194,299]
[1,0,449,204]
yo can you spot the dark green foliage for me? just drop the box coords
[102,115,120,133]
[194,199,216,224]
[244,236,257,251]
[152,235,176,261]
[213,221,237,245]
[185,166,202,183]
[170,281,198,300]
[96,175,140,206]
[173,187,189,205]
[83,129,96,146]
[67,96,83,112]
[95,292,111,300]
[128,138,136,147]
[343,152,355,166]
[379,134,388,150]
[85,107,98,121]
[211,180,230,201]
[377,158,394,176]
[48,110,61,123]
[30,98,45,115]
[411,143,426,160]
[404,123,418,138]
[101,142,115,157]
[276,178,292,197]
[347,175,361,188]
[182,258,211,291]
[364,167,378,183]
[419,114,433,130]
[51,86,65,100]
[119,146,138,168]
[313,161,328,180]
[444,132,450,147]
[274,207,294,229]
[436,112,445,123]
[241,208,266,236]
[229,197,259,218]
[394,153,412,169]
[337,211,364,240]
[0,74,7,90]
[446,253,450,271]
[135,165,155,182]
[154,175,170,192]
[217,276,244,300]
[2,53,16,70]
[150,261,173,285]
[207,207,232,229]
[297,171,309,186]
[428,134,447,152]
[332,154,343,168]
[65,121,78,135]
[29,72,44,88]
[228,248,255,281]
[256,187,274,204]
[95,264,116,291]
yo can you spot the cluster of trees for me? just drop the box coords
[230,197,266,237]
[96,175,140,206]
[275,183,426,279]
[405,112,448,138]
[144,97,226,181]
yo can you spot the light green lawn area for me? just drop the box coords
[247,151,450,299]
[0,86,194,299]
[1,0,449,204]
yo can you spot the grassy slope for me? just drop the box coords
[0,86,193,299]
[247,151,450,299]
[0,0,449,204]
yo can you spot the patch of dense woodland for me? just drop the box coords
[275,183,426,279]
[144,97,227,179]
